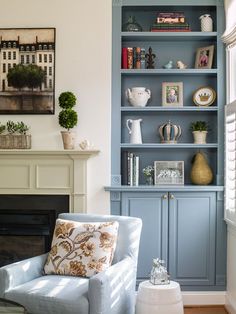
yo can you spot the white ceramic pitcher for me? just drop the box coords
[126,119,142,144]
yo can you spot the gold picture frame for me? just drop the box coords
[195,45,214,69]
[193,86,216,106]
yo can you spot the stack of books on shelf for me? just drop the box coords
[121,151,139,186]
[122,47,146,69]
[151,12,191,32]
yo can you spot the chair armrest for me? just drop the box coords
[0,253,48,297]
[89,257,136,314]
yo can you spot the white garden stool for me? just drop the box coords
[135,280,184,314]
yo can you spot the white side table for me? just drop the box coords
[136,280,184,314]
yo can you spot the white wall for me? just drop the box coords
[0,0,112,214]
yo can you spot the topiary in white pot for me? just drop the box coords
[58,91,78,149]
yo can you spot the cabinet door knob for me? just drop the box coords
[169,194,175,199]
[162,194,168,199]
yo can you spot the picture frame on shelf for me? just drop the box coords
[0,28,55,114]
[195,45,214,69]
[193,86,216,106]
[154,160,184,185]
[162,82,183,107]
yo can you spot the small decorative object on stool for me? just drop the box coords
[150,258,170,285]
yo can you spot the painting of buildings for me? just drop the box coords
[0,28,55,114]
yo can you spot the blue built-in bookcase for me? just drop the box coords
[106,0,226,290]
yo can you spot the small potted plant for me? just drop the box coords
[143,165,154,185]
[0,120,31,149]
[190,121,209,144]
[58,91,78,149]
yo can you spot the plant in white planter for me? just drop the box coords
[58,91,78,149]
[190,121,209,144]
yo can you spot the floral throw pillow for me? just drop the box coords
[44,219,119,277]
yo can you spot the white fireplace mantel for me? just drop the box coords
[0,149,99,213]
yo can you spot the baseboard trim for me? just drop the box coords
[226,293,236,314]
[182,291,226,306]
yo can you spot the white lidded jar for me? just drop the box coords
[199,14,213,32]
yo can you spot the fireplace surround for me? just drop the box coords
[0,149,99,266]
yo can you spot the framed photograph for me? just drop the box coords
[0,28,55,114]
[154,161,184,185]
[162,82,183,107]
[193,86,216,106]
[195,45,214,69]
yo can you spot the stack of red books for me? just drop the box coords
[151,12,191,32]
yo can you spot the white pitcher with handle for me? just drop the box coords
[126,119,143,144]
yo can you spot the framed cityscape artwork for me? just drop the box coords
[0,28,55,114]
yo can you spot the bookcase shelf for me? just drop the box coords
[121,31,218,42]
[121,69,218,75]
[121,106,218,112]
[121,143,218,149]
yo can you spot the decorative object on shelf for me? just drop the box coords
[176,60,187,69]
[199,14,213,32]
[0,28,55,114]
[158,120,182,144]
[0,120,31,149]
[150,258,170,285]
[195,45,214,69]
[58,91,78,150]
[143,165,154,185]
[126,87,151,107]
[190,152,213,185]
[126,119,143,144]
[154,161,184,185]
[145,47,156,69]
[163,60,173,69]
[162,82,183,107]
[151,12,190,32]
[79,139,93,150]
[190,121,209,144]
[193,86,216,106]
[122,16,142,32]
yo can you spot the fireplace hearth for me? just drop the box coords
[0,194,69,267]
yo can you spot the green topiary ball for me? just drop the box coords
[59,109,78,131]
[59,91,77,109]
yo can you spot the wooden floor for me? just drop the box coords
[184,306,228,314]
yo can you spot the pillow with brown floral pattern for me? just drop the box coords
[43,219,119,277]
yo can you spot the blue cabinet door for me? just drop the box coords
[168,192,216,286]
[122,192,168,284]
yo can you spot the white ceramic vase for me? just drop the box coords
[199,14,213,32]
[192,131,207,144]
[126,87,151,107]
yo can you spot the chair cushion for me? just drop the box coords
[5,275,89,314]
[44,219,119,277]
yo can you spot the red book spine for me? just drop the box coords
[122,47,128,69]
